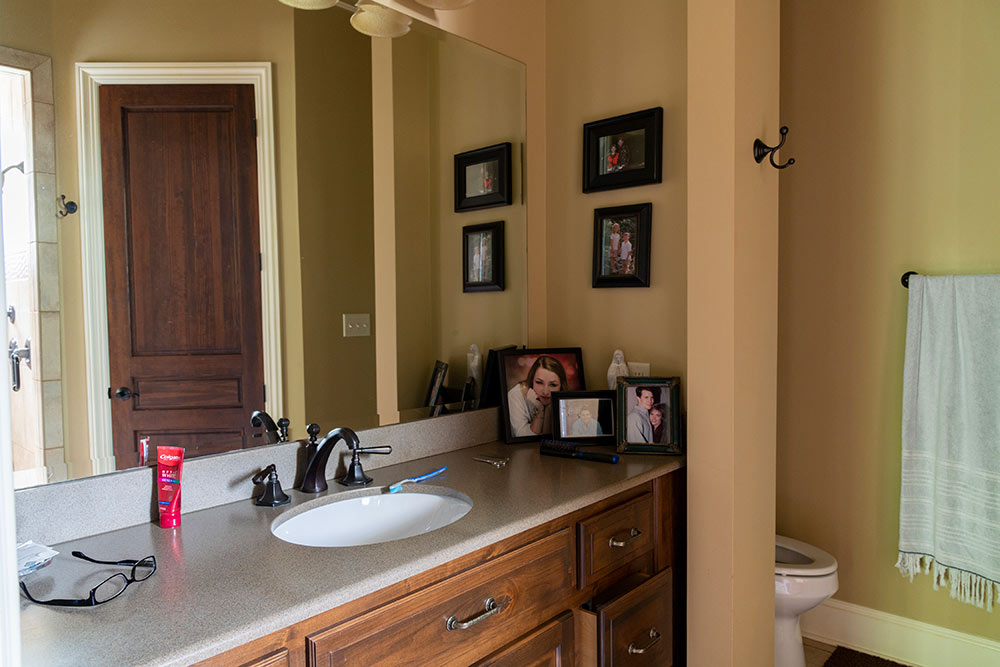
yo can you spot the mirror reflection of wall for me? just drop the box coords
[0,0,526,488]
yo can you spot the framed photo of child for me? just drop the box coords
[498,348,586,443]
[592,203,651,288]
[582,107,662,193]
[615,376,683,455]
[552,390,616,445]
[454,142,513,212]
[462,221,505,292]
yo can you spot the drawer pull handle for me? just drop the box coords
[446,595,511,631]
[628,627,661,655]
[609,527,642,548]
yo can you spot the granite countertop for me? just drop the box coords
[19,442,684,667]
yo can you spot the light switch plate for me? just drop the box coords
[342,313,371,337]
[627,362,650,377]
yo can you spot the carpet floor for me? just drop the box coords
[824,646,907,666]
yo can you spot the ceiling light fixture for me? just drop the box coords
[277,0,412,38]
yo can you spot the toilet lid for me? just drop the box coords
[775,534,838,576]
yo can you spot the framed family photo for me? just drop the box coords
[615,376,682,454]
[593,203,651,288]
[582,107,663,193]
[454,142,512,212]
[552,390,616,445]
[462,221,505,292]
[498,348,586,443]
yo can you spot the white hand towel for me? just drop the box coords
[896,274,1000,609]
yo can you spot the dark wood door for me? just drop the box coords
[100,84,264,469]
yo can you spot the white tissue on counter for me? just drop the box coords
[17,541,59,578]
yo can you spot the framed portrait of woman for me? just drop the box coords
[498,348,586,443]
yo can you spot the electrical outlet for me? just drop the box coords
[342,313,371,338]
[628,362,650,377]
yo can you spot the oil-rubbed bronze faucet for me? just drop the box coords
[300,427,392,493]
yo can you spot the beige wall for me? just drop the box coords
[294,10,378,429]
[778,0,1000,642]
[544,0,687,389]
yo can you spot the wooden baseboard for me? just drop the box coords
[801,598,1000,666]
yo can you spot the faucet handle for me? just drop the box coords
[251,464,290,507]
[306,423,321,445]
[357,446,392,455]
[277,417,290,442]
[338,445,393,487]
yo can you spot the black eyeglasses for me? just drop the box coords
[19,550,156,607]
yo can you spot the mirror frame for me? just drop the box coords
[75,62,284,474]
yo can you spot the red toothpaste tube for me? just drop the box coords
[156,446,185,529]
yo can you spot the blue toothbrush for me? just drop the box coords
[388,466,447,493]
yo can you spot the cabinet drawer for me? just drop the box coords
[472,611,574,667]
[577,493,653,588]
[307,528,574,667]
[595,569,673,666]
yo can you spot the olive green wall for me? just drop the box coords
[294,10,378,430]
[778,0,1000,641]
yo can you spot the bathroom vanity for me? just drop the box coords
[18,442,685,666]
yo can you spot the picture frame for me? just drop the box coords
[478,345,517,410]
[582,107,663,193]
[423,360,448,408]
[462,221,505,292]
[498,347,587,443]
[615,376,682,454]
[454,142,512,212]
[592,203,652,288]
[552,390,616,445]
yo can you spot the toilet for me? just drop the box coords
[774,535,839,667]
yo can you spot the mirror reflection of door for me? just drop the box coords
[99,84,265,469]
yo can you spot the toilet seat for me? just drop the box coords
[775,534,837,577]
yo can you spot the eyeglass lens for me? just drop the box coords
[93,573,129,603]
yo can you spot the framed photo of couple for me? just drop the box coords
[615,376,682,455]
[497,347,586,443]
[593,203,651,288]
[582,107,663,193]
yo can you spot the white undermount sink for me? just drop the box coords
[271,488,473,547]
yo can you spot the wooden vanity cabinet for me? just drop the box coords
[200,468,685,667]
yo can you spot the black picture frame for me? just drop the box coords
[582,107,663,193]
[454,142,512,212]
[462,221,505,292]
[498,347,587,443]
[592,203,652,288]
[478,345,517,410]
[423,360,448,408]
[552,390,616,445]
[615,376,682,455]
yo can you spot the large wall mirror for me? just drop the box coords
[0,0,526,489]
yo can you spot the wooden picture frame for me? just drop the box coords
[454,142,512,212]
[498,347,587,443]
[582,107,663,193]
[552,390,616,445]
[615,376,682,454]
[462,221,505,292]
[593,203,652,288]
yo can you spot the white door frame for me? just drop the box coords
[76,62,283,474]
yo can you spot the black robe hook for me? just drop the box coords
[753,126,795,169]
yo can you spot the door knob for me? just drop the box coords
[110,386,140,401]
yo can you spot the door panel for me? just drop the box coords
[100,84,263,469]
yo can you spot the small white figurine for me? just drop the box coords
[607,349,629,389]
[467,344,483,397]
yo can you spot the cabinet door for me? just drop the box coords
[596,568,672,666]
[239,648,289,667]
[472,611,575,667]
[306,529,574,667]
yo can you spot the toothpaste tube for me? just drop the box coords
[156,446,185,529]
